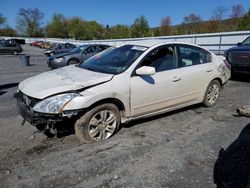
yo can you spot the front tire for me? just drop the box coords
[68,59,79,65]
[203,80,221,107]
[75,103,121,144]
[12,50,18,55]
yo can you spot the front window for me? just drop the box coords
[139,45,177,72]
[79,45,147,74]
[70,46,87,54]
[84,46,97,54]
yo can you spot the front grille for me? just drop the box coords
[228,51,250,64]
[15,91,40,109]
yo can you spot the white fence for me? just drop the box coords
[2,30,250,54]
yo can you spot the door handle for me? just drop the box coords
[172,76,181,82]
[206,68,213,72]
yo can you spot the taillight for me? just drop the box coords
[223,59,231,70]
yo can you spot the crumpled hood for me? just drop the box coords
[19,65,114,99]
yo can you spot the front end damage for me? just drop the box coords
[14,91,81,136]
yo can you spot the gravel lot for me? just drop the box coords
[0,45,250,188]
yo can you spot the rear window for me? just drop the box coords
[179,45,212,67]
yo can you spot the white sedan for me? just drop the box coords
[15,40,231,143]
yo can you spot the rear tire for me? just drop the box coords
[75,103,121,144]
[203,80,221,107]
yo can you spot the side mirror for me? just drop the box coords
[237,42,243,46]
[136,66,156,76]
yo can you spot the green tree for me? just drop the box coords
[67,17,86,39]
[131,15,150,38]
[238,9,250,30]
[110,24,131,39]
[45,13,69,38]
[16,8,44,37]
[0,27,17,36]
[87,21,105,39]
[67,17,105,40]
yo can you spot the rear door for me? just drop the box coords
[176,44,214,101]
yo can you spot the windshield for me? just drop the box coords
[242,37,250,45]
[79,45,147,74]
[70,45,88,54]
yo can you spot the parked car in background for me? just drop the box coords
[47,44,111,68]
[9,38,25,44]
[15,41,231,143]
[224,36,250,75]
[44,43,76,57]
[40,42,52,49]
[30,41,44,47]
[0,41,22,55]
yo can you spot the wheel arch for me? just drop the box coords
[211,77,222,86]
[88,98,126,113]
[67,58,79,64]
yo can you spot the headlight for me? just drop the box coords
[55,57,65,62]
[33,93,80,114]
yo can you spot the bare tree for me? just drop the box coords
[160,16,171,36]
[16,8,44,37]
[0,13,6,27]
[213,6,228,20]
[231,4,245,18]
[182,13,202,34]
[206,6,228,33]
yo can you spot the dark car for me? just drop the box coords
[224,36,250,74]
[47,44,111,68]
[44,43,76,57]
[0,41,22,55]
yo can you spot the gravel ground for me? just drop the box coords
[0,45,250,188]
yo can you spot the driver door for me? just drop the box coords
[81,46,97,61]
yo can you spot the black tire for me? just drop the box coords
[75,103,121,144]
[12,50,18,55]
[68,59,79,65]
[203,80,221,107]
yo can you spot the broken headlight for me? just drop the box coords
[32,93,80,114]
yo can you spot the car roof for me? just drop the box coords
[128,39,207,50]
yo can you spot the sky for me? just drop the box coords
[0,0,249,28]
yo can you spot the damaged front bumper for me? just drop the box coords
[14,91,80,128]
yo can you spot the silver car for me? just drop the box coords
[47,44,111,68]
